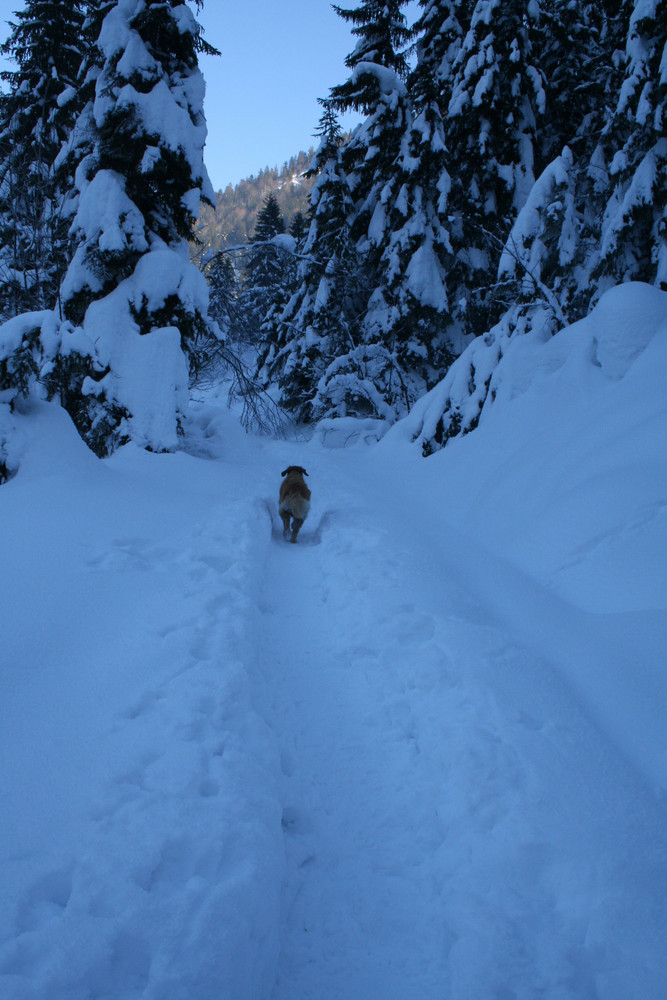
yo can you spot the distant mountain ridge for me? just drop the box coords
[197,150,316,253]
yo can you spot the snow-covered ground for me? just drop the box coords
[1,283,666,998]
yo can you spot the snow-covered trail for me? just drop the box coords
[257,511,450,997]
[1,407,666,999]
[254,445,667,999]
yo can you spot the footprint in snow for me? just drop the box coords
[14,865,74,935]
[261,496,331,546]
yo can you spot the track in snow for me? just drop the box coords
[255,449,667,1000]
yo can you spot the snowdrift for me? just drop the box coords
[0,404,284,1000]
[387,281,667,788]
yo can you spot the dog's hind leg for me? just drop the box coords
[290,518,304,543]
[280,511,291,536]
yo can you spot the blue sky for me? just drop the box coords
[195,0,367,191]
[0,0,411,192]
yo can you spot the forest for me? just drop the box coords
[0,0,665,469]
[197,151,315,253]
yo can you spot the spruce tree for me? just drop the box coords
[445,0,546,338]
[494,1,630,324]
[361,0,462,384]
[0,0,86,318]
[408,0,664,458]
[205,251,239,342]
[307,0,418,421]
[597,0,667,289]
[331,0,411,109]
[55,0,217,456]
[257,101,361,421]
[289,211,308,243]
[238,193,289,343]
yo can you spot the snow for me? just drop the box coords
[498,147,576,296]
[600,139,667,266]
[115,79,208,171]
[389,282,667,789]
[94,0,214,202]
[71,169,148,257]
[0,311,52,361]
[348,61,407,100]
[405,237,448,309]
[2,282,667,997]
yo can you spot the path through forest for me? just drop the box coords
[253,445,667,999]
[1,411,666,1000]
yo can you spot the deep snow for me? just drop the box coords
[1,283,667,998]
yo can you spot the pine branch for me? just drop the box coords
[465,218,567,328]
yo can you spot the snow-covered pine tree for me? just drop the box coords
[539,1,626,168]
[597,0,667,289]
[307,0,420,421]
[204,250,238,343]
[357,0,463,391]
[237,193,290,343]
[330,0,411,111]
[444,0,546,338]
[54,0,217,456]
[492,1,615,324]
[496,146,575,327]
[0,0,86,318]
[516,0,630,321]
[390,1,664,460]
[403,1,654,459]
[320,0,463,419]
[256,100,362,421]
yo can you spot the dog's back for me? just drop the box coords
[279,466,311,542]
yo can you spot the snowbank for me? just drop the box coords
[386,282,667,788]
[0,403,283,999]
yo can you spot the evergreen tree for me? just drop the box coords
[238,193,289,342]
[330,0,411,110]
[358,0,462,385]
[539,1,626,169]
[496,146,576,325]
[257,101,361,420]
[262,1,462,424]
[205,250,239,341]
[253,192,286,243]
[0,0,86,318]
[305,0,420,421]
[407,0,666,458]
[597,0,667,289]
[289,211,308,243]
[444,0,546,338]
[54,0,217,456]
[517,1,629,321]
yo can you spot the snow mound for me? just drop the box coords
[0,406,284,1000]
[396,282,667,453]
[386,281,667,789]
[591,281,667,378]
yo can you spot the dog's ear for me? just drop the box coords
[302,469,308,476]
[281,468,290,477]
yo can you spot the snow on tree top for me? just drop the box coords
[349,61,407,98]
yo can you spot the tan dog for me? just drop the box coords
[279,466,311,543]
